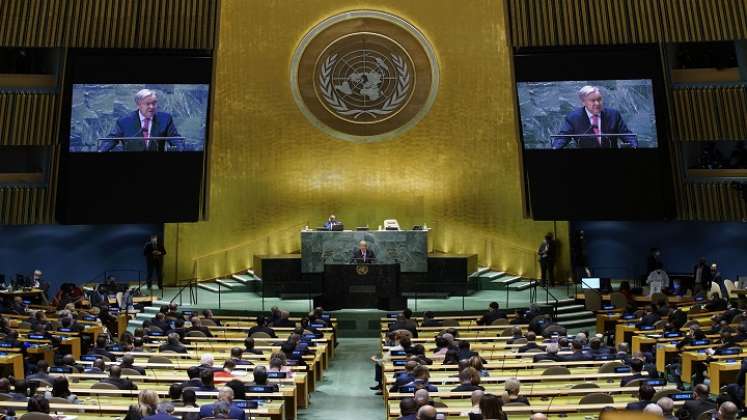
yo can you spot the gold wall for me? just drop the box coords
[164,0,568,283]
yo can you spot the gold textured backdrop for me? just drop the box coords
[164,0,568,284]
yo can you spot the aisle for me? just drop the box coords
[298,338,384,419]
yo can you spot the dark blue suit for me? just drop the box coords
[198,402,246,420]
[101,110,181,152]
[553,107,637,149]
[143,414,180,420]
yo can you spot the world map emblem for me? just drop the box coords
[291,11,439,143]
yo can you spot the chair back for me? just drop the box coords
[441,319,459,327]
[571,382,600,389]
[651,292,667,306]
[504,402,529,407]
[0,393,14,401]
[185,330,207,338]
[709,282,722,298]
[696,410,715,420]
[91,382,119,390]
[47,397,70,404]
[579,393,614,404]
[584,290,601,311]
[652,389,677,402]
[121,367,142,376]
[501,328,519,337]
[653,319,668,329]
[625,378,647,389]
[148,355,173,364]
[512,338,528,345]
[19,413,54,420]
[490,318,508,325]
[27,378,52,387]
[542,366,571,376]
[201,319,217,326]
[250,331,271,339]
[597,361,624,373]
[610,292,628,308]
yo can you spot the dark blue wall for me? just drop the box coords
[0,224,162,295]
[573,221,747,280]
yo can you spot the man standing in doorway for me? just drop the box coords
[144,234,166,290]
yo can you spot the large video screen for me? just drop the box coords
[57,50,212,224]
[514,45,674,220]
[70,84,209,152]
[517,80,657,150]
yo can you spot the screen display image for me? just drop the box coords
[517,80,657,150]
[69,83,209,152]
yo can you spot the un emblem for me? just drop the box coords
[291,10,439,143]
[356,264,369,276]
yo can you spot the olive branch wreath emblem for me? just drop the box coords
[318,53,410,119]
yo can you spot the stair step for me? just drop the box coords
[232,274,261,284]
[558,318,596,327]
[508,280,536,291]
[491,275,521,285]
[473,267,491,277]
[482,271,506,280]
[143,306,162,314]
[556,298,577,306]
[556,304,586,313]
[402,292,450,299]
[197,283,220,293]
[152,300,171,307]
[214,279,244,289]
[556,311,594,320]
[135,312,155,320]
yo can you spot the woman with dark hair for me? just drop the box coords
[479,393,507,420]
[443,349,460,365]
[180,388,200,420]
[225,379,247,401]
[45,376,80,404]
[27,395,50,414]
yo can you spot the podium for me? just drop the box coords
[97,136,186,152]
[315,263,405,310]
[549,133,638,149]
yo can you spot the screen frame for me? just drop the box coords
[56,48,214,224]
[513,44,675,221]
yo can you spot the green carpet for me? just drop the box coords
[298,338,383,419]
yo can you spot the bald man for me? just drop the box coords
[351,240,376,264]
[718,401,738,420]
[416,405,437,420]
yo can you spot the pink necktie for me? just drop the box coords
[143,118,151,148]
[591,114,601,145]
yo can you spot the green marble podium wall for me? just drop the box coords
[300,230,428,273]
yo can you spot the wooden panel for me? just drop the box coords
[0,0,217,48]
[508,0,747,47]
[672,85,747,141]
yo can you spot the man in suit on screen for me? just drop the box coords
[99,88,181,152]
[351,240,376,264]
[552,85,638,149]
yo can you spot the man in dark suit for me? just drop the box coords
[477,301,507,326]
[625,384,655,410]
[620,358,646,387]
[198,387,246,420]
[537,233,556,287]
[100,89,181,152]
[683,384,716,419]
[324,214,342,230]
[397,397,418,420]
[562,340,591,361]
[102,366,138,390]
[517,332,540,353]
[351,240,376,263]
[553,85,637,149]
[144,234,166,290]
